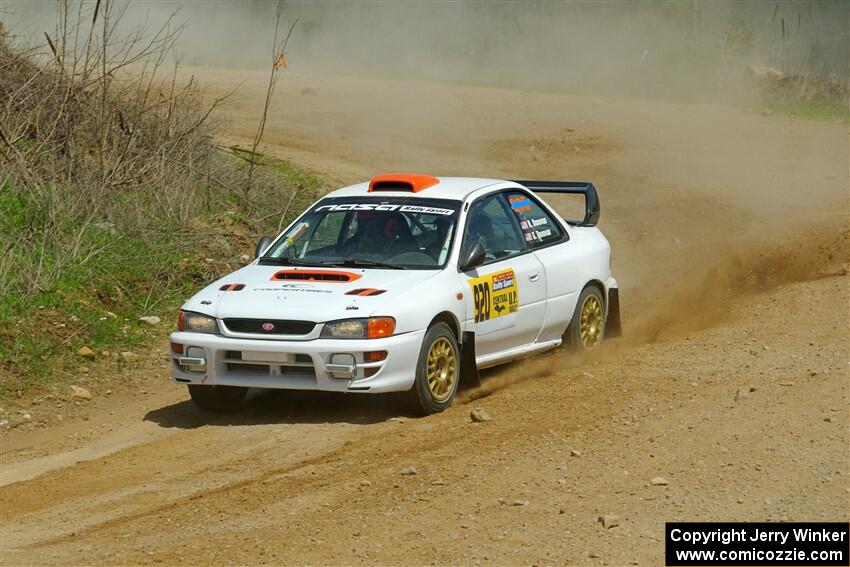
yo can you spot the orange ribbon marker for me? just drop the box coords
[274,52,287,70]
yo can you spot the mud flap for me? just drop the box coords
[460,331,481,389]
[606,288,622,338]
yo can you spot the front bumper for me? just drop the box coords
[168,330,425,393]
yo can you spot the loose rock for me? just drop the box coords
[511,499,530,506]
[359,480,372,487]
[734,388,750,401]
[120,351,139,362]
[78,346,96,359]
[470,407,491,422]
[400,466,417,476]
[650,476,669,486]
[139,316,161,326]
[69,385,92,400]
[570,449,583,457]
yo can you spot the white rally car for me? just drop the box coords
[170,174,620,414]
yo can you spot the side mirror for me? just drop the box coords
[460,241,486,271]
[255,236,273,259]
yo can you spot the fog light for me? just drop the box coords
[178,346,207,372]
[186,346,205,358]
[171,342,184,354]
[327,353,356,379]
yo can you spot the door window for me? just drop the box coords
[461,193,527,264]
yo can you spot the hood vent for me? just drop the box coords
[271,270,362,283]
[345,288,387,296]
[219,283,246,291]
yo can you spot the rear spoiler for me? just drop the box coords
[511,180,600,227]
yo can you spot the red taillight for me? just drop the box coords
[366,318,395,339]
[177,311,185,331]
[171,342,184,354]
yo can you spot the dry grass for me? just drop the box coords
[0,2,322,393]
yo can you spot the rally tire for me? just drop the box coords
[565,285,605,351]
[188,384,248,412]
[406,323,460,415]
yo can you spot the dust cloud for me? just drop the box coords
[463,221,849,402]
[4,1,848,105]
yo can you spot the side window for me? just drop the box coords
[504,191,565,248]
[462,193,526,263]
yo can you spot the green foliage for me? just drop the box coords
[0,158,324,397]
[0,10,326,398]
[763,99,849,124]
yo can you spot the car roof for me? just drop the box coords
[325,175,511,201]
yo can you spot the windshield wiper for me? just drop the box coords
[261,257,407,270]
[324,258,407,270]
[258,256,317,266]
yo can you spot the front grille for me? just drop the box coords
[226,363,269,374]
[225,351,311,364]
[226,363,317,378]
[222,318,315,335]
[221,350,317,382]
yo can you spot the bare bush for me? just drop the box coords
[0,0,238,296]
[246,0,298,196]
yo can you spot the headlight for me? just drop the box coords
[321,317,395,339]
[177,311,218,334]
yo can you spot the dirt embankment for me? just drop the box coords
[1,70,847,566]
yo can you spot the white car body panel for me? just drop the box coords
[169,176,618,394]
[460,253,547,356]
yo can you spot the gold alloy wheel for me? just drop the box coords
[426,336,457,402]
[579,294,604,349]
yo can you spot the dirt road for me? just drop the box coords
[1,70,847,565]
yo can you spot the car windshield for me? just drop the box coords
[260,197,462,269]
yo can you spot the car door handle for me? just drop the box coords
[529,272,540,282]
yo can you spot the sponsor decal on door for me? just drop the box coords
[468,269,519,324]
